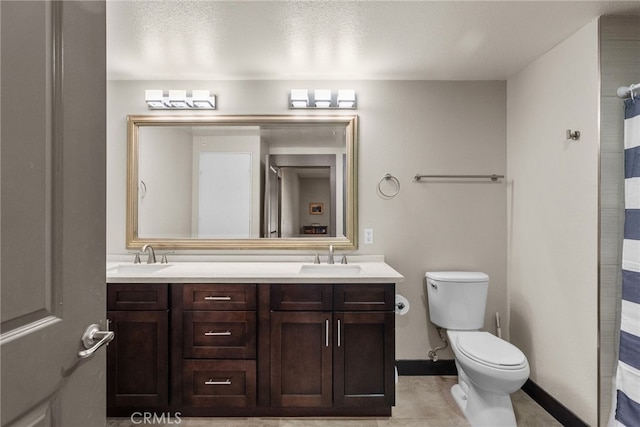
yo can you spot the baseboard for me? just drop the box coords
[521,379,588,427]
[395,359,588,426]
[395,359,457,376]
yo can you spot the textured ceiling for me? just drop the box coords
[107,1,640,81]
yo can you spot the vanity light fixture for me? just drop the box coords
[190,90,216,109]
[290,89,309,108]
[337,90,356,108]
[144,89,217,110]
[144,90,165,108]
[168,90,188,108]
[314,89,332,108]
[289,89,357,109]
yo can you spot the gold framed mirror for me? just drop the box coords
[126,115,358,250]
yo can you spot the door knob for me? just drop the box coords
[78,323,114,359]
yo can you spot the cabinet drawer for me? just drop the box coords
[183,284,256,311]
[184,311,256,359]
[270,284,333,311]
[107,283,168,311]
[334,284,395,311]
[183,360,256,408]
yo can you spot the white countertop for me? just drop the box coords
[106,260,404,284]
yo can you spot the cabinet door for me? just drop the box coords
[334,312,395,407]
[270,311,332,407]
[107,310,169,410]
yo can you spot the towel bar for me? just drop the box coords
[413,174,504,182]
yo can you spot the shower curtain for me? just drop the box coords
[614,96,640,426]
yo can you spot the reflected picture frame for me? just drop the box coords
[309,203,323,215]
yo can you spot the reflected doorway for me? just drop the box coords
[265,154,341,238]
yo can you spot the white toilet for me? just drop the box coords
[426,271,530,427]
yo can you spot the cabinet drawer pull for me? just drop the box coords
[205,379,232,385]
[337,319,341,347]
[204,296,232,301]
[204,330,232,336]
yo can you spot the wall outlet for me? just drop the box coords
[364,228,374,244]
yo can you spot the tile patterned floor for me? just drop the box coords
[107,376,562,427]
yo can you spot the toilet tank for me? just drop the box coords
[426,271,489,330]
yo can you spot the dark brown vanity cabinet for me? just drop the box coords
[270,284,395,411]
[107,281,395,416]
[106,283,169,413]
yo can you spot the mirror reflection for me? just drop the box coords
[127,115,357,250]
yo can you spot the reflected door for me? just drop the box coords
[198,152,252,238]
[265,164,281,238]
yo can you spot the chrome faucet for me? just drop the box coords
[141,244,156,264]
[328,244,335,264]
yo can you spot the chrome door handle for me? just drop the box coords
[205,330,231,336]
[204,296,231,301]
[337,319,341,347]
[325,319,329,347]
[78,324,114,359]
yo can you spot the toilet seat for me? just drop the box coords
[456,331,527,370]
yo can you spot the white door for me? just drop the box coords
[198,152,252,238]
[1,2,107,426]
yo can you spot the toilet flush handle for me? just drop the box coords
[430,281,438,290]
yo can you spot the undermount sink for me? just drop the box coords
[298,264,363,276]
[107,263,172,274]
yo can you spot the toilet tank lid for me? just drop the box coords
[425,271,489,282]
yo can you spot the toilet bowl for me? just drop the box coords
[447,330,530,427]
[450,330,529,394]
[425,272,530,427]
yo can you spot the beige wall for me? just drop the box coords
[107,80,507,360]
[138,127,193,237]
[507,20,599,424]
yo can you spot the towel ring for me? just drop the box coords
[377,173,400,198]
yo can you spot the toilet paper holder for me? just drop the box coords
[394,294,410,315]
